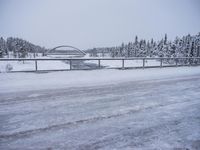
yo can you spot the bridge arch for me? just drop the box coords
[45,45,86,56]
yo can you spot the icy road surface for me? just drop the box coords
[0,68,200,149]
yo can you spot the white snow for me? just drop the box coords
[0,66,200,93]
[0,60,70,72]
[0,58,174,73]
[0,67,200,150]
[85,59,161,68]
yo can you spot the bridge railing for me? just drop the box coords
[0,57,200,72]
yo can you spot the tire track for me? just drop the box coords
[0,98,196,141]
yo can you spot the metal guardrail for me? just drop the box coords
[0,57,200,72]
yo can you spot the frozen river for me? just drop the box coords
[0,68,200,149]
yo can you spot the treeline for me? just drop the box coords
[0,37,47,58]
[88,33,200,58]
[1,33,200,59]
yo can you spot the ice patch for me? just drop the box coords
[28,94,42,98]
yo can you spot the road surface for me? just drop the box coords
[0,74,200,150]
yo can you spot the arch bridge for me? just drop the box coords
[45,45,86,57]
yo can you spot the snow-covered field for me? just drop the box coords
[0,58,172,72]
[85,59,162,68]
[0,60,70,72]
[0,67,200,149]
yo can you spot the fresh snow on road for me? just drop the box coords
[0,67,200,149]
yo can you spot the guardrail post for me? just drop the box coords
[175,58,178,67]
[191,58,194,66]
[98,59,101,68]
[35,60,38,71]
[143,58,145,68]
[122,59,125,69]
[199,58,200,65]
[188,58,191,66]
[69,60,72,70]
[1,57,200,72]
[189,58,191,66]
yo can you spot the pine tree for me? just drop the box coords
[134,36,138,57]
[6,37,46,58]
[190,41,195,57]
[164,34,167,45]
[0,48,3,58]
[0,37,5,57]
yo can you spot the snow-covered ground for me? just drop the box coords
[0,67,200,149]
[85,59,162,68]
[0,60,70,72]
[0,66,200,93]
[0,57,174,72]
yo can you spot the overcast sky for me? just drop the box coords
[0,0,200,49]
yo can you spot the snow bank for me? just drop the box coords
[0,66,200,93]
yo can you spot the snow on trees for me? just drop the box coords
[0,37,7,58]
[0,37,46,58]
[86,32,200,64]
[1,33,200,62]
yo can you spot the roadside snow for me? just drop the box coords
[0,58,172,72]
[0,66,200,93]
[0,68,200,150]
[0,60,69,72]
[85,59,161,68]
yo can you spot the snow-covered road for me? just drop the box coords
[0,68,200,149]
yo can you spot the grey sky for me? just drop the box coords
[0,0,200,49]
